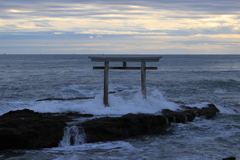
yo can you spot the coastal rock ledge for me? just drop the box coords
[0,104,219,150]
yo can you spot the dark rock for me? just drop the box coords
[162,109,194,123]
[183,103,220,119]
[0,109,92,151]
[0,103,220,150]
[81,113,169,143]
[0,109,68,150]
[222,157,236,160]
[65,111,93,117]
[162,104,219,123]
[81,104,220,143]
[36,97,95,101]
[109,90,123,94]
[36,90,124,101]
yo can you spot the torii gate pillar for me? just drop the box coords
[89,55,162,106]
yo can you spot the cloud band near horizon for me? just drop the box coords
[1,0,240,54]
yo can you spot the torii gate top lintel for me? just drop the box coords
[89,55,162,62]
[89,55,162,106]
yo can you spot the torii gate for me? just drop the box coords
[89,55,162,106]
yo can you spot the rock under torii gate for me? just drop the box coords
[89,55,162,106]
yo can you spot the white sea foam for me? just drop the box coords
[213,88,227,94]
[59,126,86,147]
[216,105,239,114]
[1,90,238,116]
[0,101,30,115]
[29,90,180,115]
[51,141,134,152]
[49,140,139,160]
[59,84,100,97]
[187,102,239,114]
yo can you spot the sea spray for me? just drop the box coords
[59,126,86,147]
[27,89,180,115]
[0,101,30,116]
[188,102,239,114]
[164,116,169,125]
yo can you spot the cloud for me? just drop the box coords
[1,1,239,35]
[53,32,65,35]
[1,31,240,55]
[1,1,240,32]
[75,29,167,35]
[1,0,240,54]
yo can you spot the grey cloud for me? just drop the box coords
[169,40,238,46]
[166,15,206,19]
[1,0,240,29]
[0,15,15,19]
[1,0,240,35]
[92,0,240,13]
[169,40,221,45]
[1,1,147,20]
[34,23,52,28]
[2,0,240,15]
[164,25,240,36]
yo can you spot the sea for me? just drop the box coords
[0,54,240,160]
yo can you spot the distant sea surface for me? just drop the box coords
[0,54,240,160]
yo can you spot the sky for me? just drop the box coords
[1,0,240,55]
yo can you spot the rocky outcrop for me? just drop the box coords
[222,157,236,160]
[0,104,219,150]
[81,113,169,143]
[36,97,94,101]
[81,104,219,143]
[0,109,93,150]
[163,103,220,123]
[35,92,122,102]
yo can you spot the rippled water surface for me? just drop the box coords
[0,54,240,159]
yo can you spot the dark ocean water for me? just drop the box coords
[0,54,240,159]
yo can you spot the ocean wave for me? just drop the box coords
[29,90,180,115]
[187,102,238,114]
[1,89,239,116]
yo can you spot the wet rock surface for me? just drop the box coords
[82,104,219,143]
[163,103,220,123]
[0,109,93,150]
[222,157,236,160]
[0,104,219,150]
[81,113,169,143]
[36,97,95,101]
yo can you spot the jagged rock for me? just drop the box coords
[222,157,236,160]
[36,97,95,101]
[162,109,195,123]
[65,111,93,117]
[81,113,169,143]
[162,104,220,123]
[36,90,124,101]
[0,109,93,150]
[0,103,220,150]
[82,104,220,142]
[180,103,220,119]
